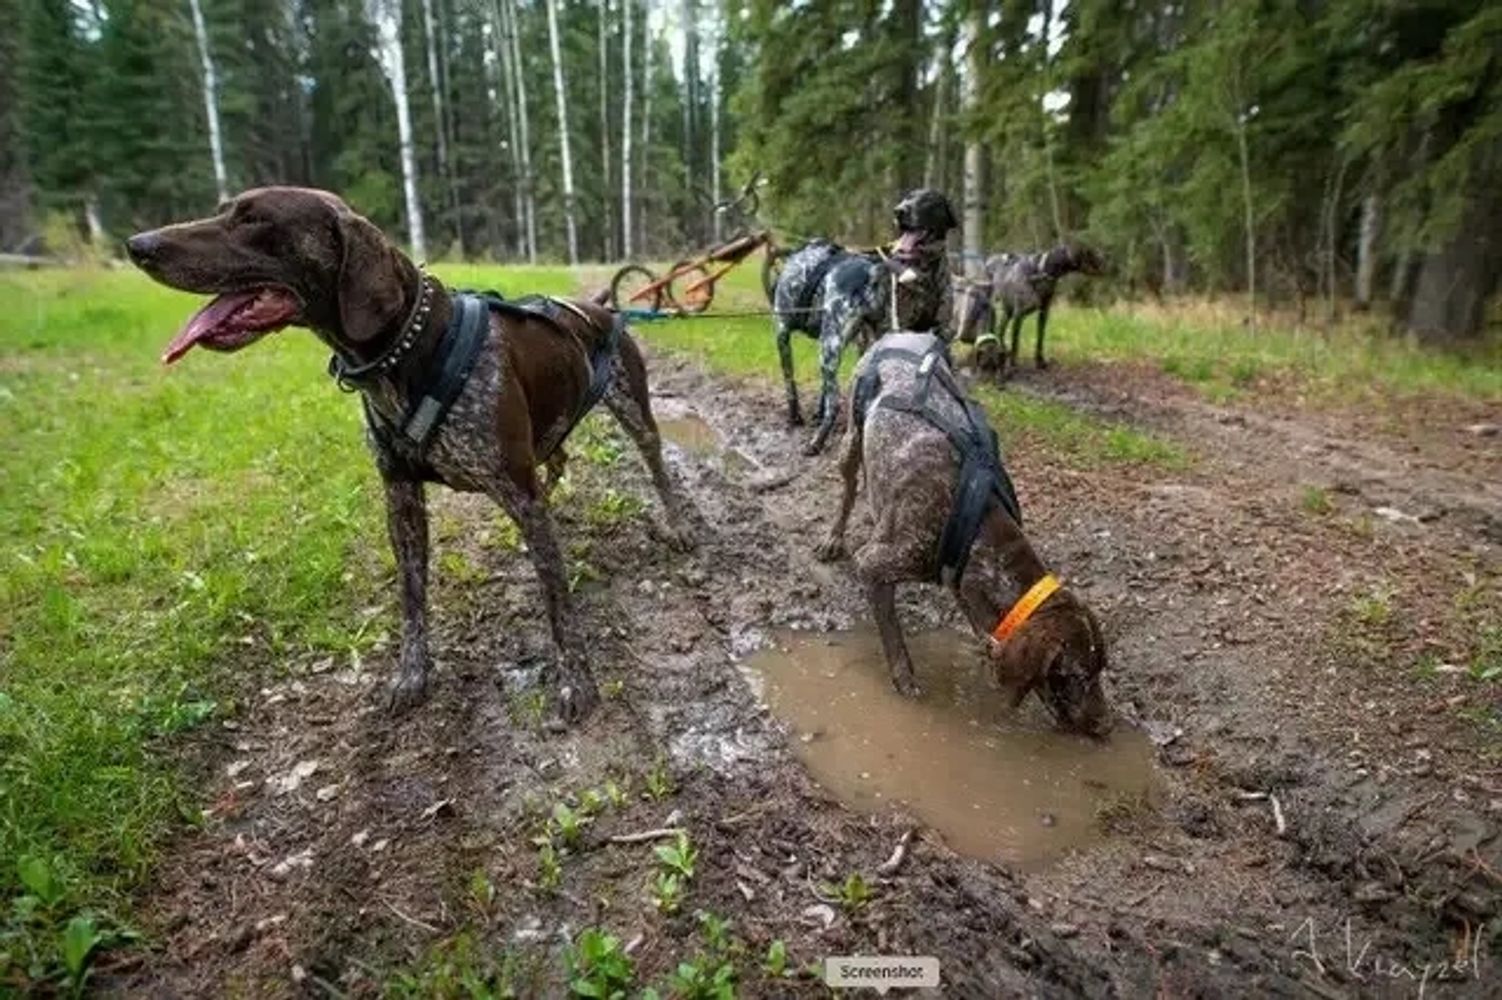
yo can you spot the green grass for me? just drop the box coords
[0,263,568,986]
[1045,302,1502,403]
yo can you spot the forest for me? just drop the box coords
[3,0,1499,341]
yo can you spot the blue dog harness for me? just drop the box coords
[333,288,621,462]
[852,338,1022,586]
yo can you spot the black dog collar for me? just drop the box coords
[329,270,435,389]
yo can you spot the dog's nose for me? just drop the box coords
[125,232,161,265]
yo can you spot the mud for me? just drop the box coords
[111,340,1502,999]
[745,627,1159,867]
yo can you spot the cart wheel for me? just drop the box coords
[610,264,663,312]
[668,259,714,314]
[761,245,790,303]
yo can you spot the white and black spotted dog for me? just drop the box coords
[772,189,958,455]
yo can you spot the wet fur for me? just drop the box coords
[814,331,1111,734]
[127,186,695,722]
[772,189,957,455]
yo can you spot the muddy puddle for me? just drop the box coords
[743,628,1159,867]
[657,411,756,472]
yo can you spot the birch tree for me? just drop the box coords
[620,0,634,258]
[489,0,526,258]
[187,0,227,203]
[502,0,536,262]
[598,0,614,260]
[368,0,426,261]
[639,1,654,253]
[960,6,985,278]
[708,12,721,241]
[421,0,462,254]
[545,0,578,264]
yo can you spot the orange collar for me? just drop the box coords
[991,574,1061,643]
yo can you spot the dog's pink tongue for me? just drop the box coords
[894,231,923,255]
[161,292,257,364]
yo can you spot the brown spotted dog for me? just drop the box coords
[127,186,695,722]
[815,330,1111,735]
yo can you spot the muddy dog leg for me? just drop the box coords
[601,340,697,550]
[384,477,432,711]
[541,447,569,499]
[487,471,599,722]
[815,408,864,562]
[776,317,803,426]
[1035,300,1052,370]
[805,305,860,456]
[1008,310,1025,372]
[854,525,928,697]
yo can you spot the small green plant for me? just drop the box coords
[1469,627,1502,682]
[60,914,104,998]
[585,489,645,529]
[550,802,591,847]
[666,958,736,1000]
[1300,485,1332,515]
[762,939,789,978]
[654,832,697,880]
[650,871,684,914]
[468,869,497,916]
[508,689,549,730]
[822,872,872,913]
[1348,583,1395,628]
[385,932,523,998]
[643,760,675,800]
[577,788,605,817]
[601,678,626,700]
[534,838,562,893]
[565,928,634,999]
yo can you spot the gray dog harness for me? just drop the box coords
[852,338,1022,586]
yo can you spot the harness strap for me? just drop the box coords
[857,340,1023,586]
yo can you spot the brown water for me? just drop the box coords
[743,627,1159,867]
[659,413,756,473]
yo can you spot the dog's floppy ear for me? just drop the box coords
[988,625,1055,706]
[940,195,959,233]
[335,207,408,343]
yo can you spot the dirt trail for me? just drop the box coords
[111,350,1499,998]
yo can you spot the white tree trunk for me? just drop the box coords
[620,0,634,258]
[490,0,526,258]
[421,0,462,254]
[598,0,613,261]
[188,0,228,203]
[639,1,654,253]
[679,0,697,205]
[1355,192,1380,309]
[709,15,720,241]
[545,0,579,264]
[504,0,536,262]
[961,9,984,278]
[369,0,427,261]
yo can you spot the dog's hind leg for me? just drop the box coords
[854,521,929,697]
[1008,311,1025,371]
[383,476,432,712]
[542,447,569,499]
[601,339,697,550]
[804,306,860,456]
[776,319,803,426]
[487,469,598,723]
[815,405,864,562]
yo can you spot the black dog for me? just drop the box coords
[772,189,957,455]
[970,244,1105,373]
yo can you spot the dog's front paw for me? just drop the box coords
[1035,357,1050,370]
[386,669,429,713]
[802,436,827,457]
[814,536,845,562]
[787,411,805,428]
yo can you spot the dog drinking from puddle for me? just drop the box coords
[815,331,1111,735]
[127,187,695,722]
